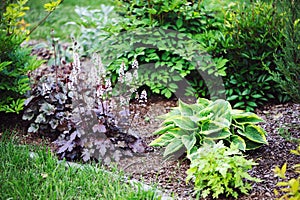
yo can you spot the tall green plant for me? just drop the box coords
[270,0,300,103]
[0,0,62,113]
[217,1,286,111]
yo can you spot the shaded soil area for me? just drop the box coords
[1,100,299,200]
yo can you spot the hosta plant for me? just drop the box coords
[186,141,261,199]
[150,98,268,157]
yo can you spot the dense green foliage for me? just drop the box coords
[0,135,159,199]
[70,0,288,111]
[25,0,112,40]
[270,0,300,103]
[186,141,260,199]
[0,0,44,113]
[72,0,228,100]
[150,98,268,158]
[216,1,286,110]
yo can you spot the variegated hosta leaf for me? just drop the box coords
[164,115,198,130]
[182,133,197,153]
[230,135,246,151]
[157,107,181,120]
[201,121,226,135]
[244,139,264,150]
[153,123,175,135]
[207,99,232,125]
[244,125,268,144]
[178,99,193,116]
[205,127,231,140]
[197,98,211,108]
[163,137,184,157]
[149,133,177,147]
[232,111,264,124]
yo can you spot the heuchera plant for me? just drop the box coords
[23,39,150,164]
[186,141,261,199]
[150,98,268,157]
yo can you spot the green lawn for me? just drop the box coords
[0,133,160,200]
[25,0,113,40]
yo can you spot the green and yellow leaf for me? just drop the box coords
[244,125,268,144]
[163,138,184,157]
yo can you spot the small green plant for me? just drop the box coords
[278,126,299,143]
[186,141,261,199]
[273,145,300,200]
[150,98,268,157]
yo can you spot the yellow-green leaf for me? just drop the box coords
[44,0,62,12]
[153,124,175,135]
[164,115,198,130]
[163,138,184,157]
[244,125,268,144]
[149,133,177,147]
[274,163,287,179]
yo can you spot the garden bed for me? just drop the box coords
[1,98,299,200]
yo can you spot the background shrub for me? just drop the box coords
[0,0,43,113]
[72,0,289,111]
[270,0,300,103]
[73,0,229,100]
[0,0,62,113]
[210,0,286,111]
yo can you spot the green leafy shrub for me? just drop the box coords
[0,0,62,113]
[0,33,43,113]
[72,0,229,99]
[186,141,261,199]
[273,145,300,200]
[0,0,42,113]
[270,0,300,103]
[150,98,268,157]
[217,1,286,111]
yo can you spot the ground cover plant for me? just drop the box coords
[273,144,300,200]
[186,141,260,199]
[0,132,160,200]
